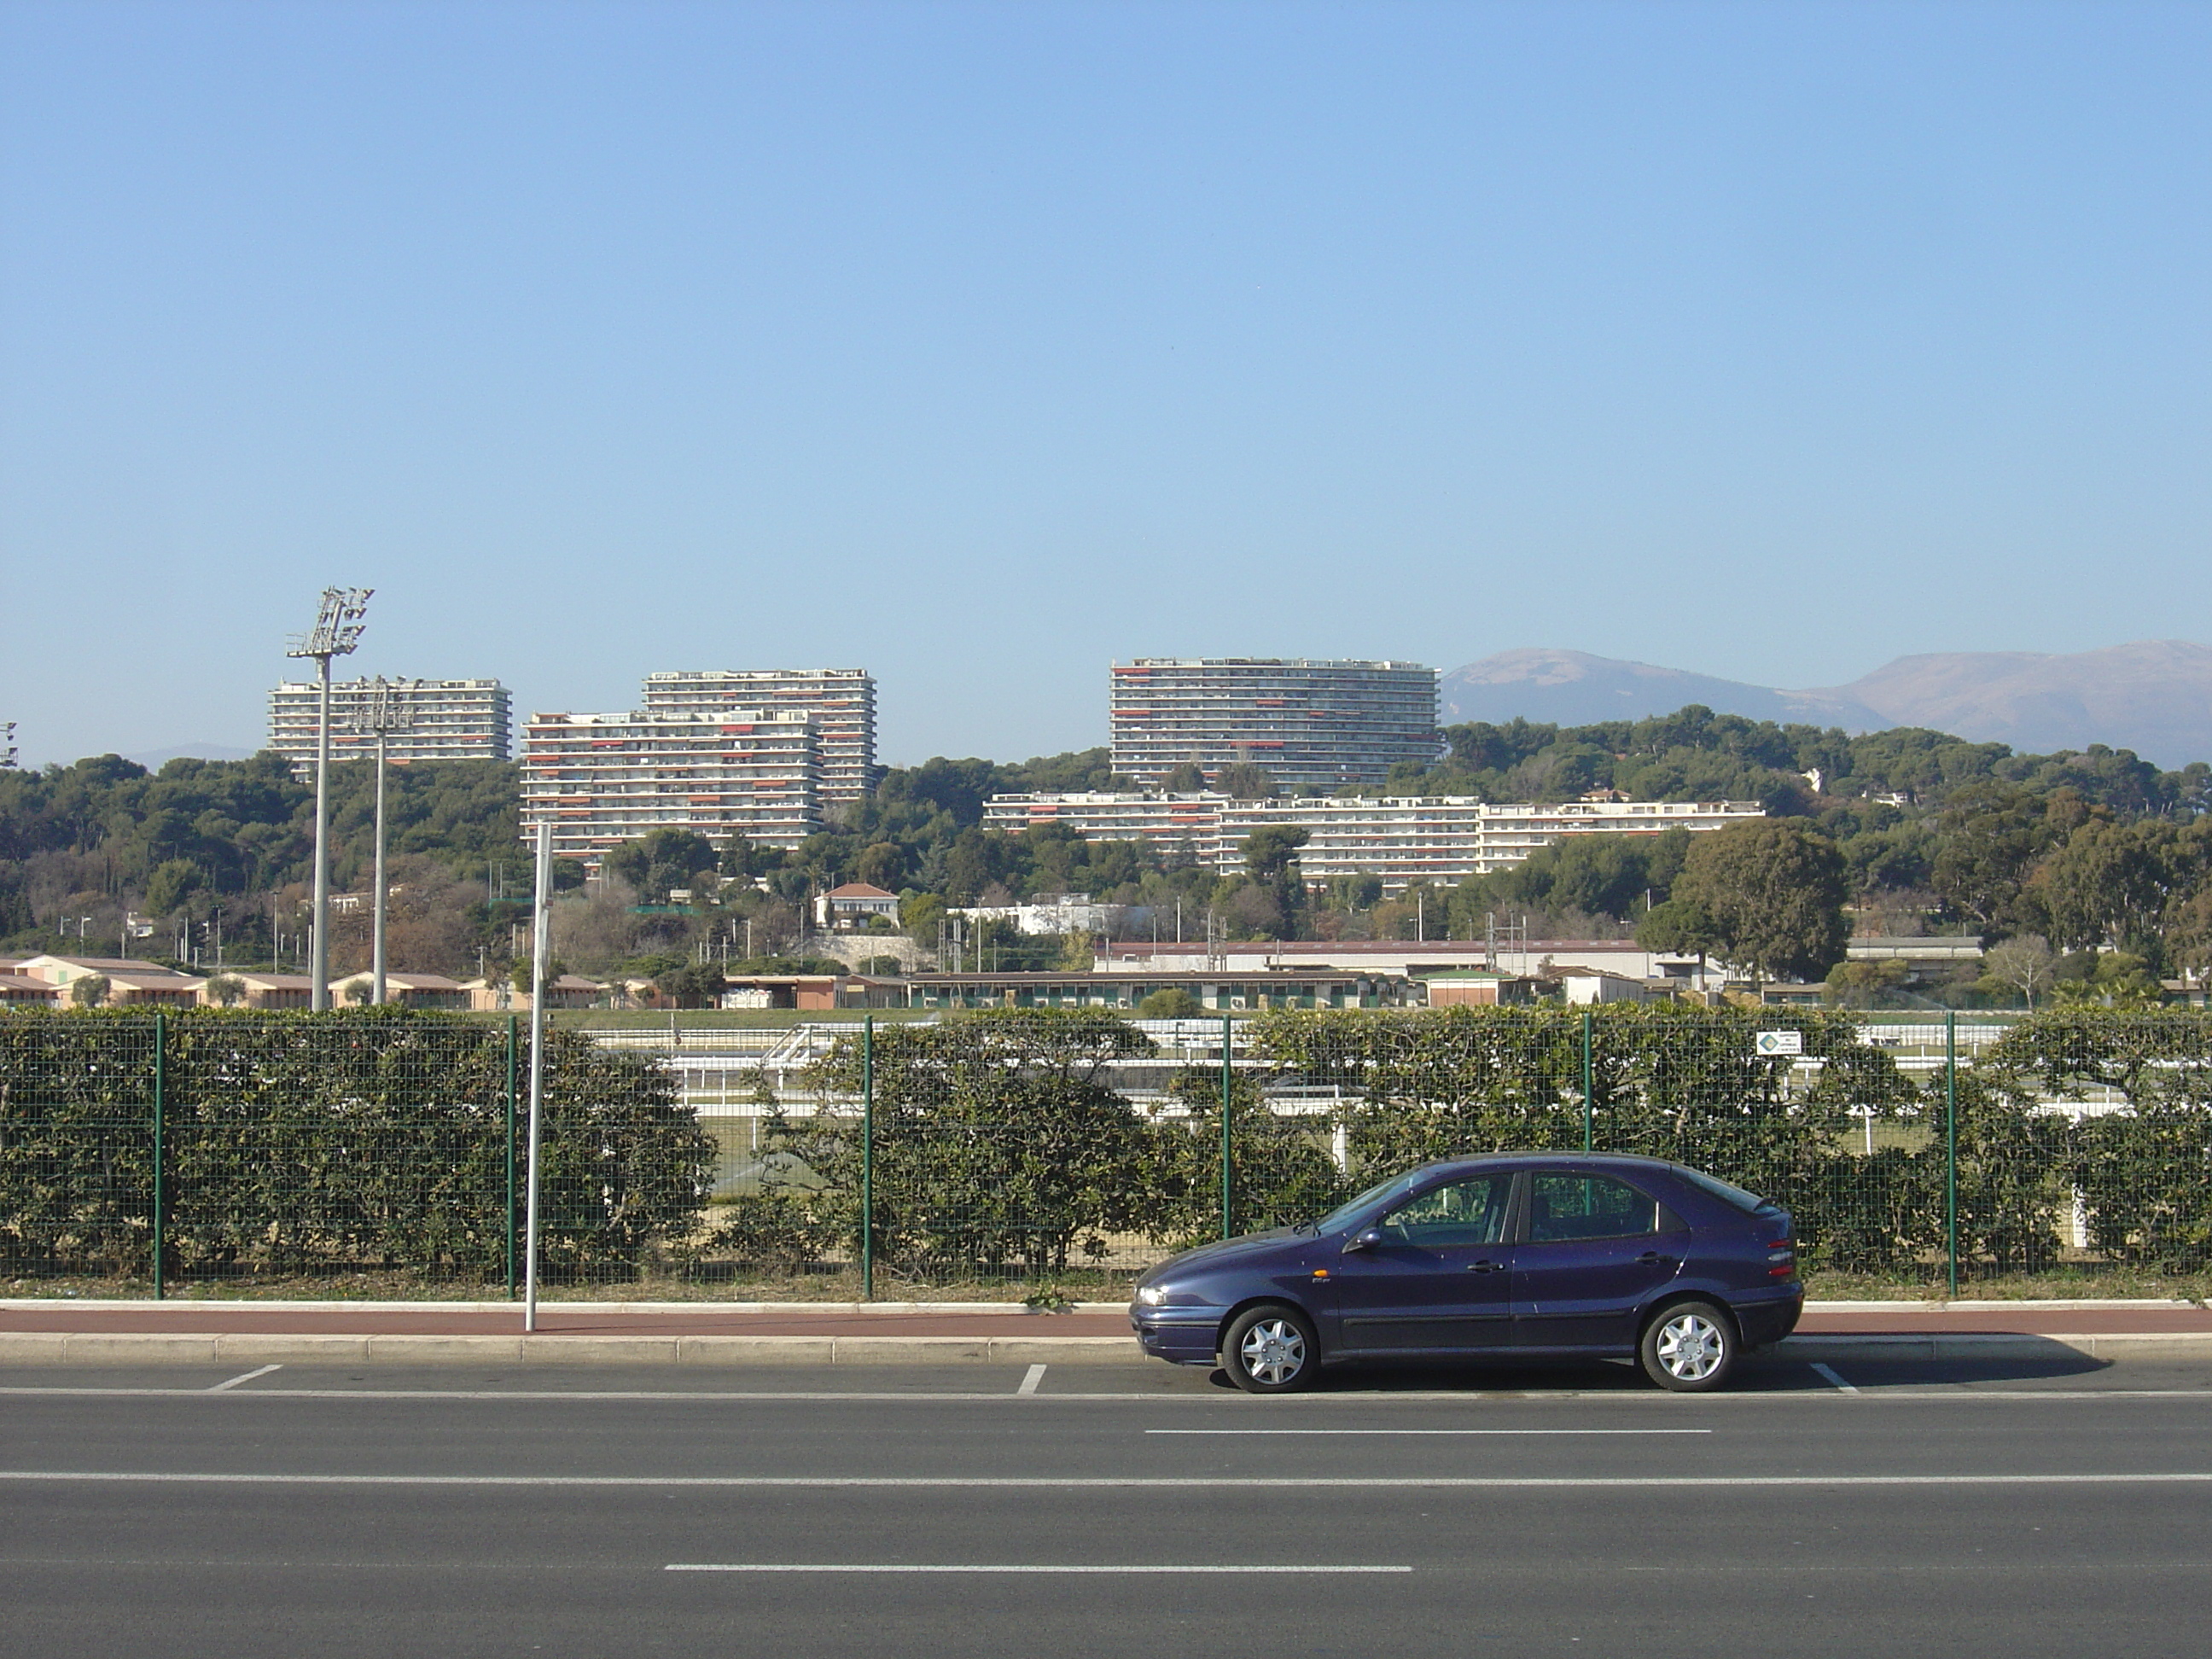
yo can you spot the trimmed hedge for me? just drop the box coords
[0,1010,712,1282]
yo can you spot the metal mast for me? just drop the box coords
[286,588,371,1010]
[355,676,416,1004]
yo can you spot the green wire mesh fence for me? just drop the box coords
[0,1010,710,1296]
[3,1004,2210,1299]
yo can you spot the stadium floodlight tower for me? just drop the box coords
[354,677,417,1005]
[286,587,372,1010]
[0,722,16,769]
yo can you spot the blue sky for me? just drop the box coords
[3,0,2207,768]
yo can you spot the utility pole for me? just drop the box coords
[354,676,416,1004]
[285,588,371,1010]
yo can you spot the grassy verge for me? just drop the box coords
[1,1269,1143,1303]
[548,1009,939,1031]
[1804,1267,2212,1301]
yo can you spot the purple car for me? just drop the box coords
[1130,1152,1802,1393]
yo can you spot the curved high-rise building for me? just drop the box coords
[1109,658,1439,791]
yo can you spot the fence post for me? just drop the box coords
[1945,1010,1959,1298]
[1220,1014,1233,1240]
[151,1011,166,1301]
[860,1015,875,1302]
[1580,1009,1594,1154]
[505,1014,519,1301]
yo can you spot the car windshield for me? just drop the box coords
[1671,1164,1768,1214]
[1311,1172,1426,1234]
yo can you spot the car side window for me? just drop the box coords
[1380,1175,1514,1248]
[1526,1174,1660,1243]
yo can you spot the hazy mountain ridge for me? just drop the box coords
[1442,642,2212,769]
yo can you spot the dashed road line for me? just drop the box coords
[1145,1428,1712,1436]
[666,1562,1413,1574]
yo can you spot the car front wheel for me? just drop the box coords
[1222,1304,1319,1394]
[1639,1301,1737,1393]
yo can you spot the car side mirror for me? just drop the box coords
[1343,1228,1386,1254]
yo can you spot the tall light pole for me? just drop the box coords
[287,587,371,1010]
[354,676,416,1004]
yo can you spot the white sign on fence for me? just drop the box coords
[1755,1029,1803,1057]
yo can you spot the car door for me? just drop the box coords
[1510,1171,1689,1350]
[1330,1173,1517,1353]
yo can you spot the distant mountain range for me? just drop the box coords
[123,743,257,770]
[1441,641,2212,769]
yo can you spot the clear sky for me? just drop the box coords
[3,0,2207,769]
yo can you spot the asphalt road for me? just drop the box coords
[5,1353,2212,1659]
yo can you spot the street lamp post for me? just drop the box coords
[286,588,371,1010]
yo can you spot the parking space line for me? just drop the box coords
[1017,1365,1046,1395]
[666,1563,1413,1574]
[1810,1364,1860,1394]
[206,1365,283,1394]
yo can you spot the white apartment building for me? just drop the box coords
[519,708,820,863]
[266,678,511,768]
[987,792,1230,863]
[983,793,1766,893]
[1109,659,1440,791]
[641,670,876,805]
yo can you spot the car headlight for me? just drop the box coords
[1135,1285,1168,1307]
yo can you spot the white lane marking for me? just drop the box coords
[1017,1365,1046,1395]
[1811,1364,1860,1394]
[8,1471,2212,1488]
[206,1365,283,1393]
[1146,1429,1710,1436]
[667,1563,1412,1574]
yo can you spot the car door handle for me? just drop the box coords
[1464,1260,1505,1273]
[1637,1251,1674,1266]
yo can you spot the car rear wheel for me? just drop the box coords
[1639,1301,1737,1393]
[1223,1304,1318,1394]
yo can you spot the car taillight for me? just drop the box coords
[1767,1241,1796,1278]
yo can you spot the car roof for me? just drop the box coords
[1416,1152,1685,1176]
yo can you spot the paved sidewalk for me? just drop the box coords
[2,1296,2209,1368]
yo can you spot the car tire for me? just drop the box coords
[1639,1300,1738,1393]
[1222,1304,1319,1394]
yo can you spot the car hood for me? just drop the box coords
[1140,1226,1311,1286]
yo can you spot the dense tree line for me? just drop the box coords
[0,753,525,972]
[5,705,2209,992]
[1398,705,2210,819]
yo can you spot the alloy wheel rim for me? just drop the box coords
[1241,1318,1306,1385]
[1656,1313,1723,1381]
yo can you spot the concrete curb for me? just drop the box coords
[3,1330,2209,1368]
[2,1297,2199,1317]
